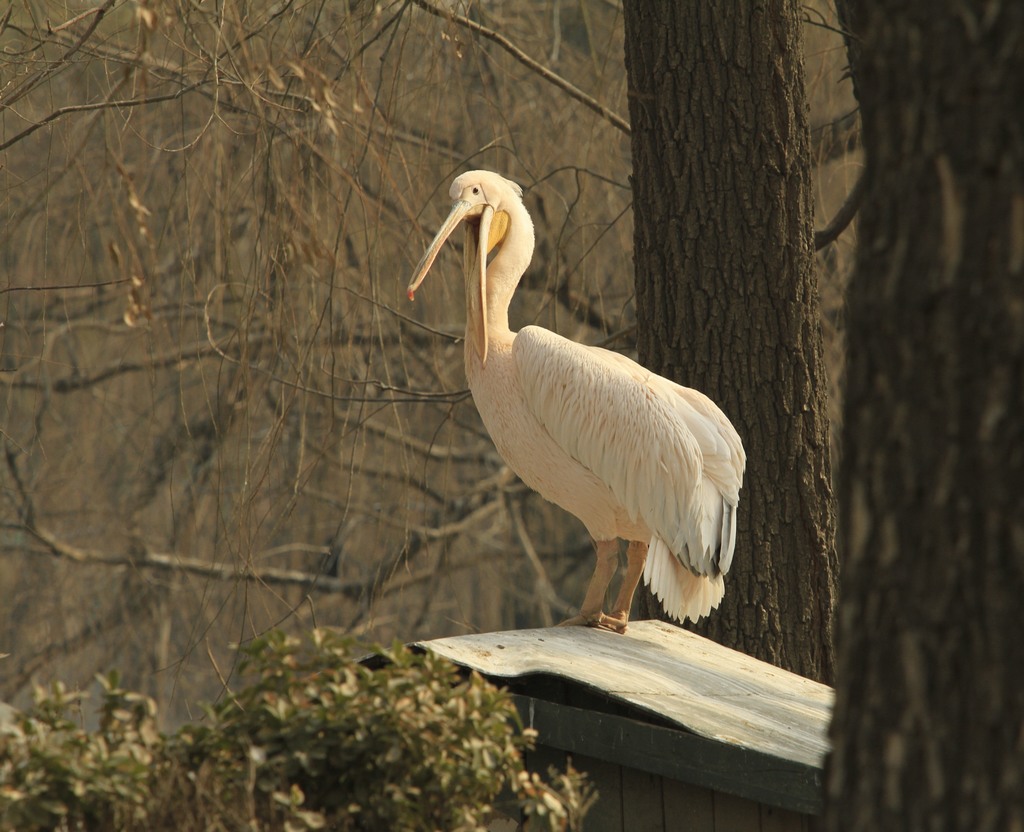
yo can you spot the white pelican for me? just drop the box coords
[407,171,745,632]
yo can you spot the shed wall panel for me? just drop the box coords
[662,780,715,832]
[620,766,664,831]
[759,803,809,832]
[713,790,763,832]
[571,753,622,832]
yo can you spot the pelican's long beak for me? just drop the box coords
[406,199,473,301]
[407,198,509,367]
[471,205,496,364]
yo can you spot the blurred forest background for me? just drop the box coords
[0,0,857,726]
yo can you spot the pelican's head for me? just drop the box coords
[406,171,523,364]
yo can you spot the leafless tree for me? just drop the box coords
[0,0,857,723]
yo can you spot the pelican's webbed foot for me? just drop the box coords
[557,610,629,634]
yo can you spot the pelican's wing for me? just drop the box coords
[514,326,745,576]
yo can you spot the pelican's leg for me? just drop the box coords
[601,540,649,633]
[558,539,619,629]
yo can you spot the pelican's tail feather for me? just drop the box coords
[643,536,725,623]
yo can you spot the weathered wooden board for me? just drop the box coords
[510,695,822,813]
[419,620,833,768]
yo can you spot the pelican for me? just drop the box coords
[407,171,745,632]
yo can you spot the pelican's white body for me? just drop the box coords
[466,334,649,543]
[410,171,746,623]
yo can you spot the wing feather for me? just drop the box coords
[514,326,745,577]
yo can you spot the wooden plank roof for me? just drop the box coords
[419,620,833,769]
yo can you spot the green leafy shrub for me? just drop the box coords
[0,631,593,831]
[0,673,159,831]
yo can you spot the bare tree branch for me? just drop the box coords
[508,498,570,626]
[5,429,504,601]
[0,279,132,296]
[1,342,226,393]
[0,0,117,113]
[11,518,499,602]
[0,87,205,154]
[815,171,865,250]
[409,0,631,136]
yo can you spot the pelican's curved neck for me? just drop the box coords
[472,197,535,351]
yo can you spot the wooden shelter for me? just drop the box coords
[419,621,833,832]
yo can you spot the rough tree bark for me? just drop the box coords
[622,2,838,683]
[825,2,1024,829]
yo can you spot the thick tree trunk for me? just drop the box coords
[825,3,1024,829]
[622,2,838,683]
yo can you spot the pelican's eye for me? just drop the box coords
[472,186,480,195]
